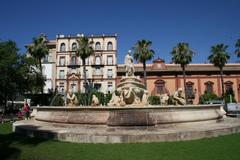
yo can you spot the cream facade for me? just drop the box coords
[55,34,117,94]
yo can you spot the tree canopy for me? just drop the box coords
[132,39,155,87]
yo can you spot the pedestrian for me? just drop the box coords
[23,101,30,119]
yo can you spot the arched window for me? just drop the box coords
[95,42,101,50]
[60,43,66,52]
[205,81,214,93]
[186,81,195,99]
[107,41,113,50]
[95,56,101,65]
[154,79,166,95]
[225,81,233,92]
[72,43,77,51]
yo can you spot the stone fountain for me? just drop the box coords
[13,51,240,143]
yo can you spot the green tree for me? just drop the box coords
[76,37,94,100]
[132,40,155,88]
[235,39,240,58]
[27,34,49,93]
[171,43,194,102]
[18,55,45,94]
[208,44,230,98]
[0,40,19,110]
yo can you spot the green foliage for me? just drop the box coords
[208,44,230,70]
[148,96,160,105]
[132,39,155,64]
[0,40,20,108]
[132,39,155,87]
[104,93,112,106]
[27,93,54,106]
[76,91,112,106]
[199,92,220,104]
[235,39,240,58]
[171,43,194,67]
[27,34,49,93]
[76,37,94,93]
[50,93,64,106]
[208,43,230,98]
[76,37,94,60]
[224,88,236,103]
[2,122,240,160]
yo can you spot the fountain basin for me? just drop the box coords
[35,104,226,126]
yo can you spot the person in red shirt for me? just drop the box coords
[23,101,30,119]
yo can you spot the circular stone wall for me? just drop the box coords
[35,104,226,126]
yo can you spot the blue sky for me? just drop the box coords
[0,0,240,63]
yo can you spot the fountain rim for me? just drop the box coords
[35,104,224,111]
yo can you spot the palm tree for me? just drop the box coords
[208,44,230,98]
[27,34,49,93]
[171,43,194,102]
[235,39,240,58]
[132,39,155,88]
[76,37,94,95]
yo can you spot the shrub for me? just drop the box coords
[224,88,236,103]
[199,91,220,104]
[104,93,112,106]
[148,96,160,105]
[50,93,64,106]
[76,90,112,106]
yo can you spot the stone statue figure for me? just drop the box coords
[124,50,135,77]
[172,88,186,105]
[160,94,169,106]
[108,91,121,106]
[141,90,149,105]
[91,95,100,106]
[67,90,78,107]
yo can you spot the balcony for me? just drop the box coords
[58,75,65,79]
[67,61,80,68]
[92,72,103,79]
[91,60,105,67]
[58,63,65,67]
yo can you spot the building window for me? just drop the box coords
[94,83,101,91]
[107,69,113,79]
[186,81,195,99]
[59,82,65,93]
[43,54,48,63]
[72,43,77,51]
[107,42,113,50]
[84,58,89,65]
[59,57,65,66]
[154,79,166,95]
[71,56,76,65]
[108,83,113,93]
[225,81,233,92]
[107,55,113,65]
[59,70,65,79]
[71,82,77,93]
[60,43,66,52]
[95,67,102,75]
[95,42,101,50]
[205,81,214,93]
[95,56,101,65]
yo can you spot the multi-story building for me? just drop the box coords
[55,34,117,94]
[117,57,240,104]
[41,40,56,93]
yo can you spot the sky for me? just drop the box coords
[0,0,240,64]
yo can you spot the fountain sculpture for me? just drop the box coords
[12,51,240,143]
